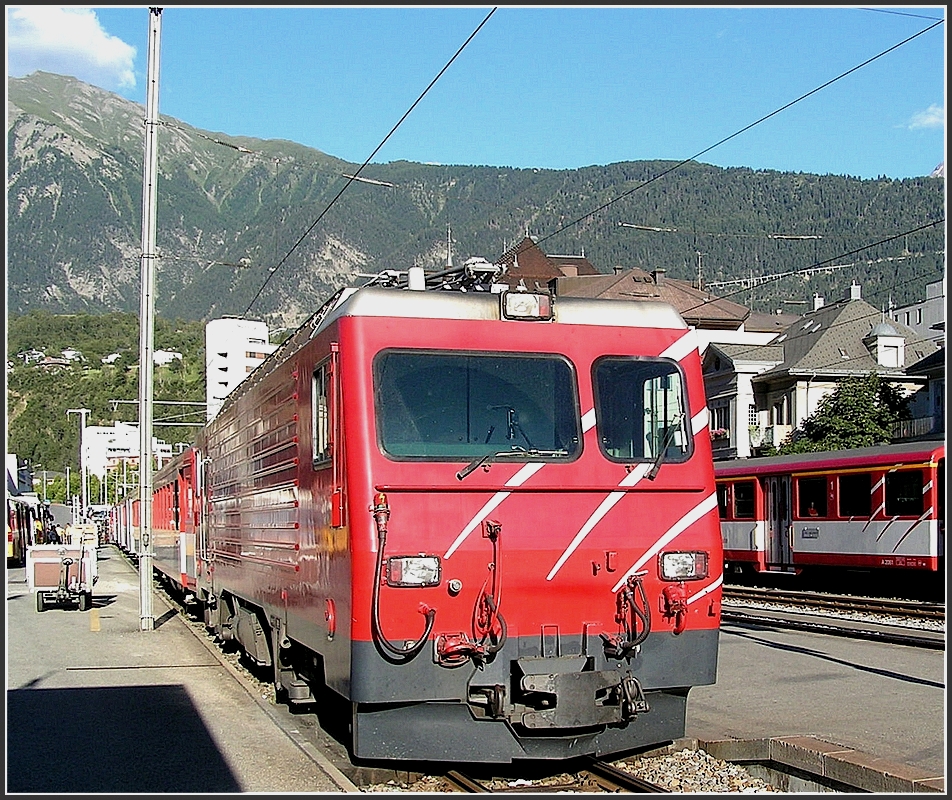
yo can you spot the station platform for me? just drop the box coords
[6,544,359,793]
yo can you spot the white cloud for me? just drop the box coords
[6,7,136,90]
[906,104,945,131]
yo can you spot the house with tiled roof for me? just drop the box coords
[553,266,796,353]
[495,235,599,290]
[703,341,786,458]
[500,235,793,350]
[702,283,940,458]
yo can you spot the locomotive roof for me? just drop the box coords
[323,285,688,330]
[714,440,945,478]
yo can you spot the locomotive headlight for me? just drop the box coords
[660,551,709,581]
[386,555,441,587]
[501,290,553,320]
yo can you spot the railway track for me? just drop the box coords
[722,585,945,623]
[722,585,945,649]
[443,758,671,792]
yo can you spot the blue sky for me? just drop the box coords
[5,5,947,179]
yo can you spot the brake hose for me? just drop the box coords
[369,493,435,660]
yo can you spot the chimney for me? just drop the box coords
[850,281,861,300]
[613,266,624,275]
[652,268,665,285]
[813,293,824,311]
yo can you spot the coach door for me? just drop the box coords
[194,449,209,582]
[765,476,793,567]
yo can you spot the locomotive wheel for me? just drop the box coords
[36,592,45,613]
[78,592,91,612]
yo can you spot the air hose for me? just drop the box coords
[369,493,435,660]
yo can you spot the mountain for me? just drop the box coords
[7,71,946,328]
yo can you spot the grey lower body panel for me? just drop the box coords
[345,628,715,762]
[351,688,689,762]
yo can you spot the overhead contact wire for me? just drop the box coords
[529,18,944,253]
[244,7,498,314]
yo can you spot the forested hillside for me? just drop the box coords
[7,72,945,329]
[6,312,207,480]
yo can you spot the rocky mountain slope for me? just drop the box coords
[7,71,945,328]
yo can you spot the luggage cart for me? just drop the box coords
[26,543,98,612]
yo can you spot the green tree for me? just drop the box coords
[778,373,909,454]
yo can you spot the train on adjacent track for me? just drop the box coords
[7,493,37,567]
[110,260,724,764]
[715,441,945,592]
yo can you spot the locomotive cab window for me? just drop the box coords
[312,361,331,465]
[797,476,827,517]
[838,472,871,517]
[373,350,580,461]
[593,357,691,463]
[885,469,924,516]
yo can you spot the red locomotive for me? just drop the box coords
[113,261,723,763]
[715,441,945,579]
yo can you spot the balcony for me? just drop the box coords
[754,424,793,448]
[892,415,942,441]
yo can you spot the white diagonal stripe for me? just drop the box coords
[581,407,597,432]
[444,462,546,559]
[687,573,723,605]
[661,329,699,363]
[612,492,719,592]
[546,463,652,581]
[692,407,709,436]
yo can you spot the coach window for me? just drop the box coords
[838,472,871,517]
[733,480,755,518]
[797,476,827,517]
[594,357,691,463]
[884,469,924,516]
[312,361,331,466]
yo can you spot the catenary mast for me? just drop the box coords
[137,7,162,631]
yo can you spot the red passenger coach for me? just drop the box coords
[150,448,200,594]
[715,441,945,577]
[132,264,723,764]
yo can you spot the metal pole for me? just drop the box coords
[138,6,162,631]
[66,408,90,517]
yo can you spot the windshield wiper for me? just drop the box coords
[456,447,567,481]
[646,413,685,481]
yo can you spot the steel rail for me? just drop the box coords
[723,585,945,622]
[721,607,945,650]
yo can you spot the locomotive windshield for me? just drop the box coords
[374,350,580,460]
[593,357,692,463]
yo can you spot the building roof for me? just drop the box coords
[707,341,786,366]
[905,346,946,378]
[743,309,802,333]
[752,297,939,382]
[555,267,752,330]
[496,236,599,290]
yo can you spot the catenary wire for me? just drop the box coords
[678,218,944,319]
[524,18,944,255]
[242,7,497,315]
[207,11,940,322]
